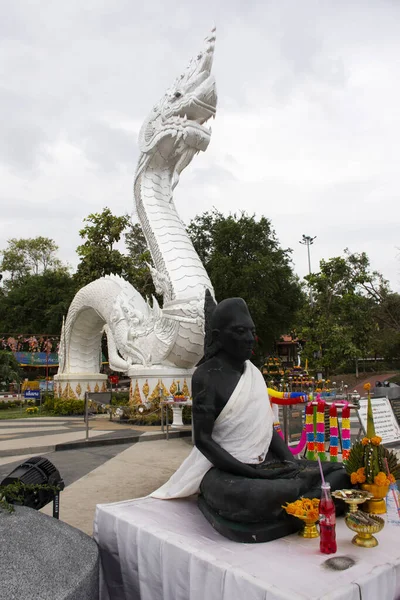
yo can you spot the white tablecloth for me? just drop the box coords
[94,496,400,600]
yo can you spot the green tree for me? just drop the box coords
[124,221,156,298]
[0,237,63,281]
[0,351,22,389]
[187,209,304,358]
[295,252,380,376]
[74,207,131,287]
[0,270,76,334]
[75,208,156,297]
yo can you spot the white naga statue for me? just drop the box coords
[55,30,217,402]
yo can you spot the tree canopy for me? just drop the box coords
[0,237,64,282]
[74,207,132,288]
[187,209,304,357]
[293,250,399,375]
[1,209,399,375]
[74,207,156,297]
[0,270,76,335]
[0,351,22,388]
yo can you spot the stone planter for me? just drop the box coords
[0,505,99,599]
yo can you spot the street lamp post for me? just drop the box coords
[299,234,316,305]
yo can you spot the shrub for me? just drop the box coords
[43,395,56,412]
[53,398,85,415]
[128,413,162,426]
[0,400,22,410]
[111,392,129,406]
[25,406,39,414]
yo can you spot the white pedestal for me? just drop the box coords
[54,373,108,400]
[171,405,184,428]
[127,366,194,407]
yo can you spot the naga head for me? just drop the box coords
[137,28,217,183]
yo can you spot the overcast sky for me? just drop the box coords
[1,0,399,291]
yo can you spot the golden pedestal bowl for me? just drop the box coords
[294,515,319,538]
[332,489,373,513]
[345,513,384,548]
[360,484,390,514]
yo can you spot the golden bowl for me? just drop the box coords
[345,513,384,548]
[293,514,319,538]
[332,489,373,513]
[360,484,390,514]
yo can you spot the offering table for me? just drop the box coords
[94,496,400,600]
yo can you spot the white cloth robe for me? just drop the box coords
[151,360,274,499]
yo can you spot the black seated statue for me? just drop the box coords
[191,297,350,543]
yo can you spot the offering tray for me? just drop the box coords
[345,511,384,548]
[332,489,373,513]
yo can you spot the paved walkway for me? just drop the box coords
[39,438,192,534]
[0,415,193,536]
[0,415,191,457]
[354,373,397,395]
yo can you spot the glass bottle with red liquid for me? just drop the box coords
[319,482,337,554]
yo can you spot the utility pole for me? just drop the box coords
[299,235,316,305]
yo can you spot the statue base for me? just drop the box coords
[198,496,301,543]
[54,373,108,400]
[127,366,194,427]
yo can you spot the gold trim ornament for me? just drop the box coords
[169,380,177,395]
[94,383,100,393]
[182,379,190,398]
[130,380,142,406]
[62,383,77,400]
[148,380,161,404]
[142,379,149,399]
[76,383,82,397]
[129,379,133,404]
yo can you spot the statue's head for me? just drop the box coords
[210,298,256,363]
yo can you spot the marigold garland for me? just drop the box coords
[283,497,320,520]
[306,403,315,460]
[341,403,351,462]
[316,399,326,460]
[329,403,338,462]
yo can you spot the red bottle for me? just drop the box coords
[319,482,337,554]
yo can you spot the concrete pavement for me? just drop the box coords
[0,414,191,456]
[40,437,192,535]
[0,415,193,537]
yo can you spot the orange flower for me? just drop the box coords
[374,472,389,487]
[361,437,370,446]
[351,472,359,485]
[308,509,319,521]
[356,467,366,483]
[363,382,371,391]
[388,474,396,484]
[371,436,382,446]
